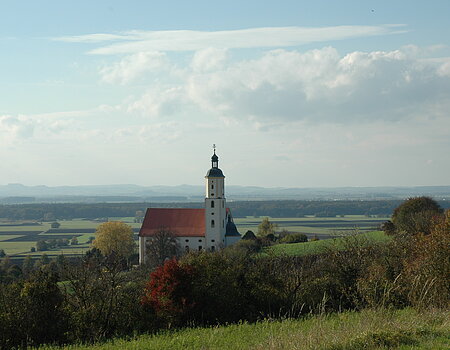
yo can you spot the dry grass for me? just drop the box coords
[40,308,449,350]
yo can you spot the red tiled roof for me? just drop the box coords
[139,208,206,237]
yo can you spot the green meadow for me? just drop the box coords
[268,230,391,257]
[39,308,449,350]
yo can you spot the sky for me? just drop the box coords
[1,0,449,188]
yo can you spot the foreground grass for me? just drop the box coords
[41,308,449,350]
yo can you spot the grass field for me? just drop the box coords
[39,308,450,350]
[267,230,391,257]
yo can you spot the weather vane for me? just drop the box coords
[213,144,216,153]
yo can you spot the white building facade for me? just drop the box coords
[138,150,240,264]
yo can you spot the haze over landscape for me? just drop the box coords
[1,1,449,189]
[1,3,450,350]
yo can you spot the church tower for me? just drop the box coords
[205,146,227,250]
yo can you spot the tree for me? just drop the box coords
[257,217,277,237]
[0,249,5,258]
[22,255,34,276]
[92,221,135,258]
[70,236,78,245]
[380,220,396,235]
[36,240,48,251]
[145,227,180,267]
[51,221,61,229]
[242,230,257,240]
[142,258,194,325]
[392,197,443,235]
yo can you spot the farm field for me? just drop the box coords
[0,215,388,260]
[0,217,142,260]
[39,308,450,350]
[234,215,388,239]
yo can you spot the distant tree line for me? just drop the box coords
[1,200,448,220]
[0,202,201,221]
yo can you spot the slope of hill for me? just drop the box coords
[40,308,449,350]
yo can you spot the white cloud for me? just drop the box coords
[97,44,450,128]
[100,51,168,84]
[191,48,228,72]
[55,25,406,54]
[127,86,187,118]
[182,46,450,123]
[54,32,132,43]
[0,115,36,141]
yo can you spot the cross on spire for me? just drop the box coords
[213,144,216,153]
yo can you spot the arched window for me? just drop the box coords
[211,219,215,228]
[211,200,215,208]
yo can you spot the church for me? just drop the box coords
[138,149,241,264]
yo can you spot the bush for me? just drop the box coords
[230,239,262,254]
[61,254,155,342]
[0,270,67,349]
[242,230,256,240]
[142,252,290,326]
[280,233,308,244]
[403,210,450,308]
[142,258,194,326]
[51,221,60,229]
[392,196,443,235]
[36,240,48,251]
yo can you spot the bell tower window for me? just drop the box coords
[211,200,214,208]
[211,219,215,228]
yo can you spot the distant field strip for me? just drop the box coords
[234,216,387,238]
[46,228,140,234]
[0,230,44,235]
[5,234,83,242]
[0,235,24,242]
[46,228,98,234]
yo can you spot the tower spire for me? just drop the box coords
[211,144,219,168]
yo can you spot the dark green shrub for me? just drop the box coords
[392,196,443,235]
[0,270,67,349]
[242,230,257,240]
[230,239,262,254]
[280,233,308,244]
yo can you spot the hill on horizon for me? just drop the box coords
[0,183,449,204]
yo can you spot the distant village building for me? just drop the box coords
[138,149,241,264]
